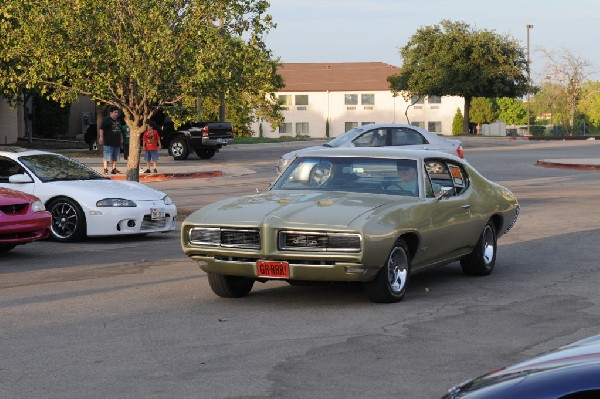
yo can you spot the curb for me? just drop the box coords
[106,171,223,182]
[536,160,600,171]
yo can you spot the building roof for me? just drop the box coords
[278,62,400,93]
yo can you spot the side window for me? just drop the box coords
[0,158,25,183]
[425,159,469,197]
[353,129,387,147]
[390,128,428,146]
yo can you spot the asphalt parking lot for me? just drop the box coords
[2,137,600,398]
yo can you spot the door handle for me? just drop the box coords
[461,204,471,209]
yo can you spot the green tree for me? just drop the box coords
[540,48,593,134]
[452,107,464,135]
[469,97,497,133]
[531,82,570,128]
[496,97,527,125]
[0,0,281,181]
[578,81,600,129]
[388,20,529,134]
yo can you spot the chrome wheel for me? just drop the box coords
[387,246,409,294]
[48,198,86,242]
[365,239,411,303]
[460,221,497,276]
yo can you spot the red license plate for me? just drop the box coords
[257,260,289,278]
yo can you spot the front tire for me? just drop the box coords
[0,245,17,253]
[365,239,411,303]
[207,273,254,298]
[47,197,86,242]
[460,221,497,276]
[170,137,189,160]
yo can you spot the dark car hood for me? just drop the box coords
[444,335,600,398]
[188,191,401,229]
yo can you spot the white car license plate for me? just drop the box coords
[151,208,166,220]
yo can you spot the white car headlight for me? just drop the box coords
[96,198,137,207]
[31,200,45,212]
[163,195,173,205]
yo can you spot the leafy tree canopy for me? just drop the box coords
[469,97,497,127]
[0,0,282,180]
[496,97,527,125]
[388,20,529,133]
[578,81,600,128]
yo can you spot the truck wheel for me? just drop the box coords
[195,149,216,159]
[170,137,189,160]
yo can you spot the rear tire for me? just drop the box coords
[170,137,189,160]
[365,239,410,303]
[460,221,497,276]
[207,273,254,298]
[195,149,216,159]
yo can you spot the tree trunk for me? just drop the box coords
[126,127,143,182]
[462,97,471,134]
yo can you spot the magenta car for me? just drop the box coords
[0,187,51,252]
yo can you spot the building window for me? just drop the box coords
[428,121,442,133]
[344,94,358,105]
[411,122,425,129]
[411,95,424,104]
[345,122,358,132]
[362,122,375,126]
[296,122,309,135]
[361,94,375,105]
[279,123,292,134]
[428,95,441,104]
[295,95,309,106]
[278,95,292,106]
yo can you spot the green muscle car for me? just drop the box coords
[181,148,519,303]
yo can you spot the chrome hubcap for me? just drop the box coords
[482,226,495,265]
[388,247,408,294]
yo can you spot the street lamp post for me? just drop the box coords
[526,24,534,136]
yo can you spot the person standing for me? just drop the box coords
[142,121,161,173]
[98,106,123,174]
[121,122,130,161]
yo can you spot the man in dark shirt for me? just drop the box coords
[98,106,124,174]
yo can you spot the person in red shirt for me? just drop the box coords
[142,121,161,173]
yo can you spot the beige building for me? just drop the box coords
[0,96,96,144]
[252,62,464,138]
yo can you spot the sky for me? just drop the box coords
[265,0,600,81]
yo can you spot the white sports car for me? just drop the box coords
[276,123,464,174]
[0,148,177,242]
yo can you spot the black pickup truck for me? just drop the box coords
[160,120,234,160]
[85,116,234,161]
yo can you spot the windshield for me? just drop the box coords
[271,156,419,197]
[19,154,106,182]
[326,126,365,147]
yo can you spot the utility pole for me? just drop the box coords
[526,24,534,136]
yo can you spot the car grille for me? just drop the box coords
[0,203,27,215]
[189,227,260,249]
[278,231,361,252]
[141,214,172,230]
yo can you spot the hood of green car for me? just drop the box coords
[186,191,400,229]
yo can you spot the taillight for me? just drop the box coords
[456,145,464,159]
[201,126,209,137]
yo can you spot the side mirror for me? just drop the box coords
[9,173,33,184]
